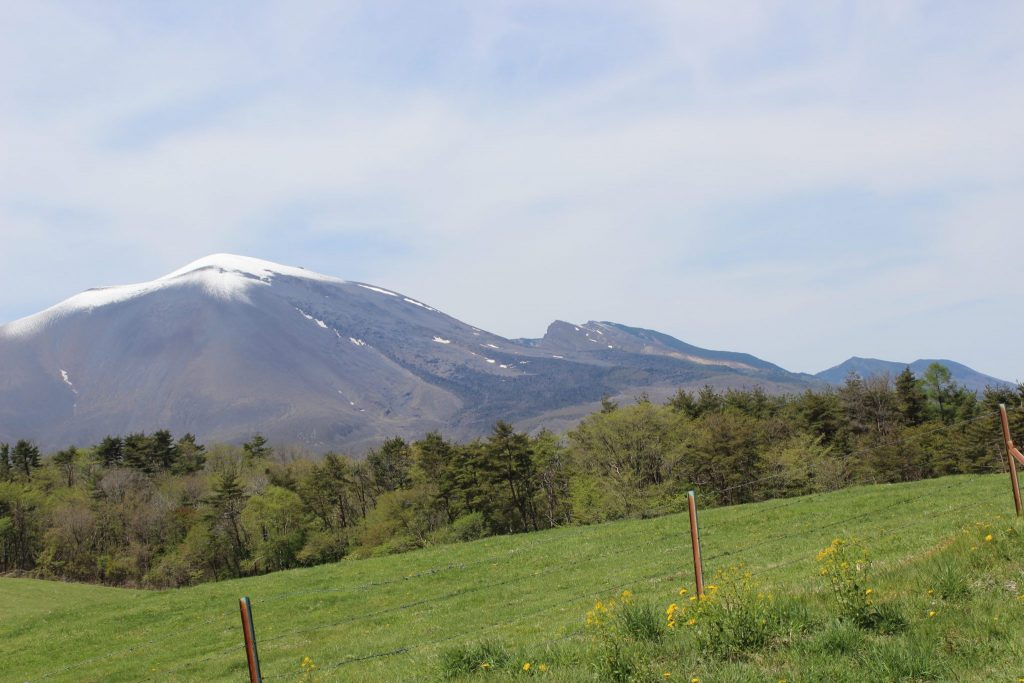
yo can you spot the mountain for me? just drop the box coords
[815,357,1013,393]
[0,254,815,452]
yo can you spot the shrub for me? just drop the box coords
[816,537,905,633]
[667,564,789,659]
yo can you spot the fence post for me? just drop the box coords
[687,490,705,597]
[998,404,1023,517]
[239,596,263,683]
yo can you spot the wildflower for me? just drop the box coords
[523,662,532,671]
[927,588,934,596]
[481,662,492,670]
[691,677,701,683]
[678,586,689,596]
[539,663,548,672]
[928,610,937,618]
[663,674,671,680]
[621,590,634,601]
[689,595,697,602]
[984,534,993,542]
[686,618,697,626]
[864,588,873,596]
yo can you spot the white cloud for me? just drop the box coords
[1,1,1022,380]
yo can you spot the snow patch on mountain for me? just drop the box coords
[1,253,348,338]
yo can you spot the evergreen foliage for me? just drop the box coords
[0,365,1020,587]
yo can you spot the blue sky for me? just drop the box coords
[1,1,1022,381]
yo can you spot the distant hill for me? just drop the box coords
[0,254,810,452]
[815,356,1013,392]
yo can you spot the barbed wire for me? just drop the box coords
[260,465,1014,680]
[31,406,1024,681]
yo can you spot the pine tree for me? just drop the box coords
[368,437,412,493]
[486,421,539,533]
[94,436,124,467]
[122,432,154,472]
[207,471,248,574]
[0,443,10,481]
[11,440,40,478]
[243,434,272,462]
[172,433,207,474]
[150,429,177,470]
[895,367,927,426]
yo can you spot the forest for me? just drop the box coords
[0,364,1021,588]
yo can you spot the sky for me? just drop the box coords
[1,1,1022,381]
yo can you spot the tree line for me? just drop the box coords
[0,364,1021,588]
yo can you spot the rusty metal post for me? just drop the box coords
[239,596,263,683]
[998,404,1023,517]
[687,490,705,597]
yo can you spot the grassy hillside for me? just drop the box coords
[1,473,1022,682]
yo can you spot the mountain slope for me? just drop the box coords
[0,475,1015,682]
[816,356,1012,392]
[0,254,808,451]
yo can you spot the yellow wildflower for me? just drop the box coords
[864,588,873,596]
[928,610,937,618]
[539,663,548,672]
[523,662,532,671]
[481,662,492,670]
[984,534,993,542]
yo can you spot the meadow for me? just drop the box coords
[1,472,1022,682]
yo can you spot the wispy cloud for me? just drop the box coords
[1,1,1022,380]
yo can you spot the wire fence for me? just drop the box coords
[24,406,1024,683]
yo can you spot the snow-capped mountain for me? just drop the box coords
[0,254,822,451]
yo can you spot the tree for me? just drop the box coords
[150,430,177,470]
[241,486,309,573]
[52,446,78,487]
[600,395,618,413]
[922,362,956,424]
[95,436,124,468]
[10,440,41,478]
[206,472,248,574]
[122,433,154,472]
[895,367,927,427]
[243,434,272,462]
[485,421,539,533]
[172,434,206,474]
[0,444,10,481]
[368,437,412,494]
[667,388,699,418]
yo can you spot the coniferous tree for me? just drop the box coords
[150,429,177,470]
[0,443,10,481]
[895,367,928,426]
[172,433,206,474]
[95,436,124,467]
[207,471,248,574]
[486,421,539,533]
[122,433,154,472]
[11,440,41,478]
[368,436,412,494]
[243,434,272,462]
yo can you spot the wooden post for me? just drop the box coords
[239,596,263,683]
[687,490,705,597]
[998,404,1023,517]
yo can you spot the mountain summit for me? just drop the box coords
[0,255,799,450]
[0,255,1006,452]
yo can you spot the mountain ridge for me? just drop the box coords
[0,255,1012,451]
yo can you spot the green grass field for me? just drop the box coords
[2,473,1022,682]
